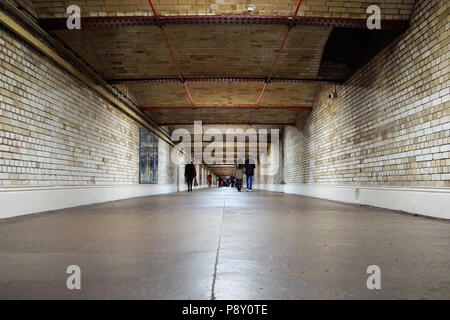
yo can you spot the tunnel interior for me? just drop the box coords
[0,0,448,301]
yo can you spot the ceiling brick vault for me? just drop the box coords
[12,0,413,125]
[29,0,415,19]
[146,108,304,125]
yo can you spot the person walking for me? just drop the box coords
[184,161,196,192]
[244,157,256,192]
[207,174,212,188]
[233,164,245,192]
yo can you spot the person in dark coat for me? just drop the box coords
[185,161,196,192]
[207,174,212,188]
[233,164,245,192]
[244,157,256,192]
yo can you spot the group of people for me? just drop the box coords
[218,158,256,192]
[184,158,256,192]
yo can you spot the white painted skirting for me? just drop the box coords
[0,184,183,219]
[254,183,450,220]
[2,183,447,220]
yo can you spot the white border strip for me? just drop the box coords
[255,184,450,219]
[0,184,181,219]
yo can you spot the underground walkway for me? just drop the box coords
[0,188,448,300]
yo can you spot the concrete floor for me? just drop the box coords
[0,188,448,300]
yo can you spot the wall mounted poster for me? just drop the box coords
[139,128,158,184]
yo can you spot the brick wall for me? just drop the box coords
[282,0,449,188]
[255,142,283,185]
[0,25,178,188]
[10,0,37,18]
[158,137,178,185]
[29,0,414,20]
[299,0,414,20]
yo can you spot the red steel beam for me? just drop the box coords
[39,16,409,31]
[160,27,195,104]
[257,28,290,105]
[256,82,268,105]
[140,105,312,110]
[183,82,195,105]
[159,122,296,125]
[148,0,158,16]
[111,77,265,84]
[257,1,301,105]
[267,28,291,80]
[293,0,303,17]
[159,26,183,82]
[109,77,345,85]
[147,1,195,106]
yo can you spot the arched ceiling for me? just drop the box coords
[12,0,413,126]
